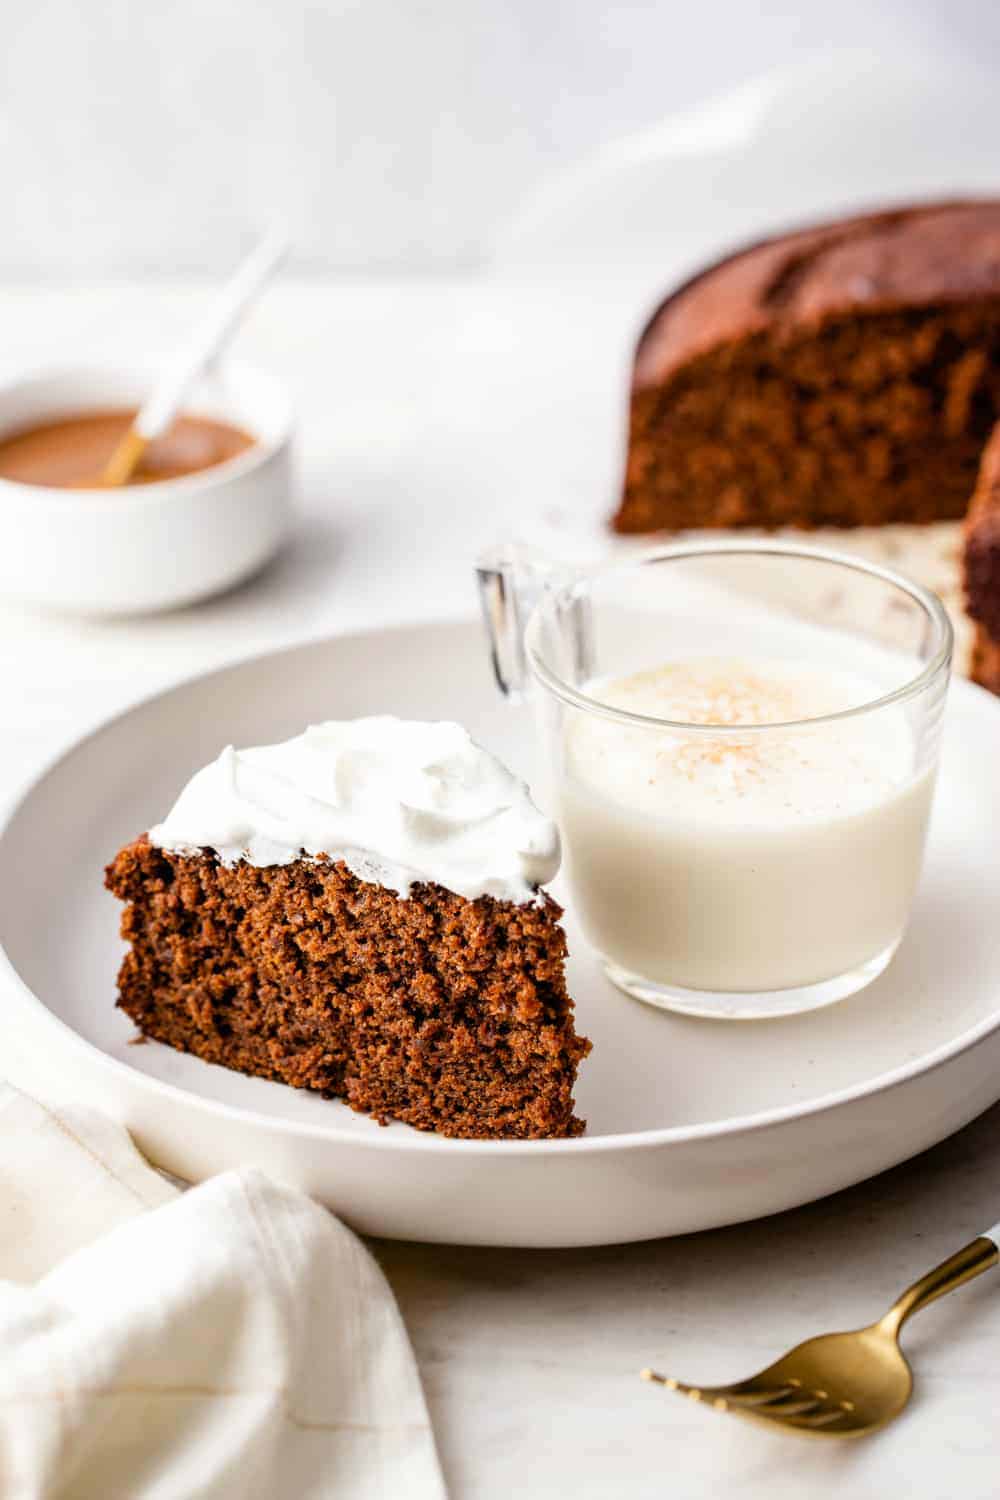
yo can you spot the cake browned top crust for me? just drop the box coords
[634,201,1000,390]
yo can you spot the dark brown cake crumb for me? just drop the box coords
[964,424,1000,652]
[105,836,590,1140]
[970,624,1000,695]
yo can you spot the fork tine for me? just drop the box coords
[732,1401,855,1434]
[642,1371,855,1432]
[716,1386,797,1408]
[751,1395,825,1417]
[639,1372,718,1403]
[704,1390,827,1416]
[779,1408,852,1430]
[640,1369,709,1396]
[640,1371,744,1409]
[641,1371,819,1412]
[642,1371,809,1406]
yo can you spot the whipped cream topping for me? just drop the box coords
[149,717,559,905]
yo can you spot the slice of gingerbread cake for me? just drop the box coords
[105,718,589,1139]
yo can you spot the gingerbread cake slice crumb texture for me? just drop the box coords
[105,719,590,1140]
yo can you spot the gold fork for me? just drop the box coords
[642,1227,999,1437]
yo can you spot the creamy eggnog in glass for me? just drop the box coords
[516,542,952,1019]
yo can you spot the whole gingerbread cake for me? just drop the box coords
[616,200,1000,534]
[612,199,1000,688]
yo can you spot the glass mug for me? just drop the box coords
[479,541,953,1019]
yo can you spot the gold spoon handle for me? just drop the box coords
[101,427,149,488]
[881,1234,999,1334]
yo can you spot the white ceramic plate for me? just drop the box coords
[2,621,999,1247]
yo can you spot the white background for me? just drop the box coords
[2,0,995,277]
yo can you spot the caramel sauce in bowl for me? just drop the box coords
[0,410,257,490]
[0,363,293,613]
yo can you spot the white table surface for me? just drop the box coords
[1,278,998,1499]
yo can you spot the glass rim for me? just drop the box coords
[523,538,954,735]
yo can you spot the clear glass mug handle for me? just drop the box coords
[476,542,593,703]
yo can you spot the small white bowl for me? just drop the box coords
[0,360,294,614]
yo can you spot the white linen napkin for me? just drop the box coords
[0,1082,446,1500]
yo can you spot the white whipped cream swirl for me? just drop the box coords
[149,717,559,905]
